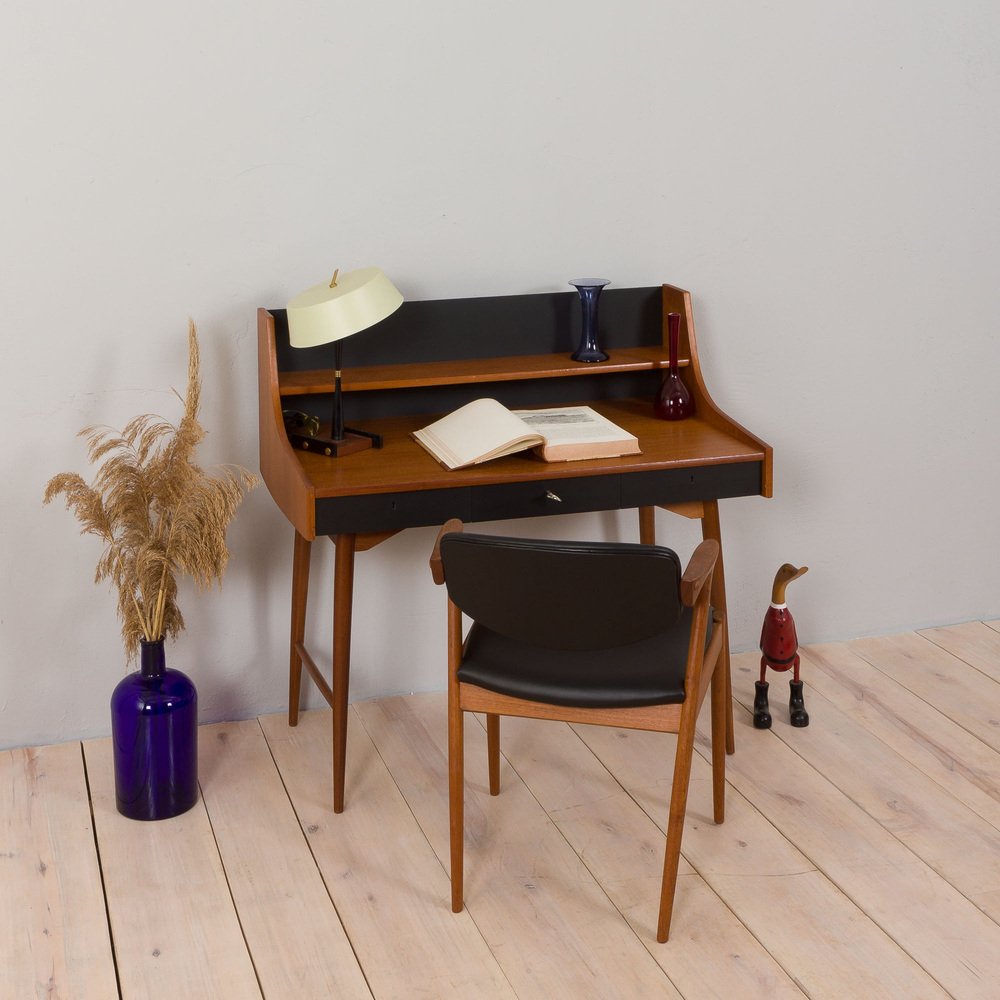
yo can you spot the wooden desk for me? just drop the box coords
[258,284,772,812]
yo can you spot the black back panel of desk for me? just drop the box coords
[271,286,663,421]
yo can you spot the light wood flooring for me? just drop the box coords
[4,621,1000,999]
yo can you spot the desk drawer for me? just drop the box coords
[315,487,471,535]
[471,474,620,523]
[620,461,763,507]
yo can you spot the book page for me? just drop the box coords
[512,405,641,462]
[514,406,630,445]
[412,398,542,469]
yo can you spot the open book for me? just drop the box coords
[412,398,641,470]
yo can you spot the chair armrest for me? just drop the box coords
[429,518,465,584]
[681,539,719,607]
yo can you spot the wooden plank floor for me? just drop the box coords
[4,621,1000,999]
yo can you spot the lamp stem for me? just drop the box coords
[332,340,345,442]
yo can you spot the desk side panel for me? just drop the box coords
[258,308,316,539]
[664,285,774,498]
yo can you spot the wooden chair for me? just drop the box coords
[429,519,727,942]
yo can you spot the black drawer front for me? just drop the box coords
[313,461,761,536]
[470,475,621,523]
[620,461,763,508]
[315,487,471,536]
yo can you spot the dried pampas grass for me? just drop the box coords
[44,321,258,660]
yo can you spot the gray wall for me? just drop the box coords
[3,0,998,749]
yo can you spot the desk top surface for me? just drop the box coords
[296,397,766,500]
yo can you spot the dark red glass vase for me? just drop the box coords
[654,312,694,420]
[110,638,198,820]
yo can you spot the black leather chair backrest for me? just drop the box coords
[439,533,684,652]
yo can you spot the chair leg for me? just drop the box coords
[656,714,698,943]
[486,714,501,795]
[449,694,465,913]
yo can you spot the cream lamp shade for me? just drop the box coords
[287,266,403,348]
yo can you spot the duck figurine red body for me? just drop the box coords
[755,564,809,728]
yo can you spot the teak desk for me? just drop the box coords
[258,284,772,812]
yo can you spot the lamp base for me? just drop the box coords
[288,427,382,457]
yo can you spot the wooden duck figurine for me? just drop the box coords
[755,563,809,729]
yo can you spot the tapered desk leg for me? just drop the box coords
[638,506,656,546]
[332,533,357,814]
[701,501,735,755]
[288,531,312,727]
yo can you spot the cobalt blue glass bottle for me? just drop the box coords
[111,638,198,820]
[569,278,610,363]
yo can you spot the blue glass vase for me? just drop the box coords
[569,278,610,363]
[111,638,198,821]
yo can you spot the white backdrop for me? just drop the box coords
[2,1,998,749]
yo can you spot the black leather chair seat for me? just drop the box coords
[458,608,712,709]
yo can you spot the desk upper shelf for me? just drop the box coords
[277,346,686,396]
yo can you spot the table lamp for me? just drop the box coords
[286,266,404,456]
